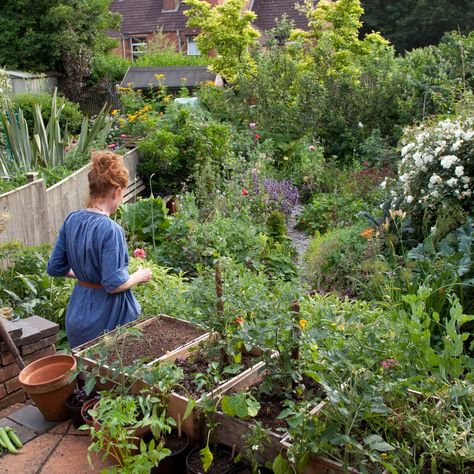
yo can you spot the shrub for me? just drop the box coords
[89,53,131,83]
[304,222,378,296]
[6,92,83,134]
[396,112,473,236]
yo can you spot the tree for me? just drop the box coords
[0,0,120,100]
[183,0,259,82]
[361,0,474,52]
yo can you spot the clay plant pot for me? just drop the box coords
[80,397,99,428]
[186,443,244,474]
[19,354,77,421]
[151,429,189,474]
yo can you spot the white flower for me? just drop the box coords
[447,177,458,187]
[429,174,442,185]
[440,155,459,169]
[400,174,409,183]
[455,166,464,177]
[463,130,474,140]
[401,143,415,157]
[430,226,436,234]
[406,195,413,203]
[451,139,463,151]
[358,121,364,128]
[380,179,387,189]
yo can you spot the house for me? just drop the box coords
[110,0,311,60]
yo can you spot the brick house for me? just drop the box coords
[110,0,310,60]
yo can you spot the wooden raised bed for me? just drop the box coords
[73,314,210,370]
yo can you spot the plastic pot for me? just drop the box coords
[186,443,243,474]
[151,430,189,474]
[65,395,84,429]
[19,354,77,421]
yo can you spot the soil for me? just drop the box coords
[164,430,188,454]
[187,445,240,474]
[174,348,257,399]
[99,316,205,366]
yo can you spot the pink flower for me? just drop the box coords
[255,133,261,140]
[363,161,369,167]
[133,248,146,259]
[241,188,249,196]
[249,122,256,129]
[108,143,118,149]
[308,145,316,151]
[120,133,127,139]
[381,358,399,369]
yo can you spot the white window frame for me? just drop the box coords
[186,36,200,56]
[130,36,147,61]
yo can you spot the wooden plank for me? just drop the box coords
[0,179,50,245]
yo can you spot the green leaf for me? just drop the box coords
[364,434,395,452]
[183,398,195,422]
[272,453,291,474]
[200,444,214,472]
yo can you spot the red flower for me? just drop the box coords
[235,316,244,325]
[255,133,261,140]
[241,188,249,196]
[133,248,146,259]
[381,358,399,369]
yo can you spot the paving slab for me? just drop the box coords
[22,316,59,338]
[40,432,115,473]
[0,432,61,473]
[48,420,70,435]
[7,405,61,434]
[0,417,37,444]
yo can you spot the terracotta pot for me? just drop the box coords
[19,354,77,421]
[80,397,100,428]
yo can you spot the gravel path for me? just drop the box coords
[287,202,310,267]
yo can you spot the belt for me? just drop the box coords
[78,281,103,289]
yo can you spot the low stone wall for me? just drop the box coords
[0,316,59,410]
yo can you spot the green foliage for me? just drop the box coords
[304,222,379,295]
[184,0,259,82]
[89,52,131,83]
[5,92,83,134]
[120,197,171,246]
[361,0,474,52]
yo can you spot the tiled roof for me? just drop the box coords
[110,0,312,37]
[251,0,310,32]
[110,0,190,35]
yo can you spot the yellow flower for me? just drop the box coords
[337,323,345,331]
[111,109,120,116]
[163,95,172,104]
[128,114,137,122]
[360,228,375,238]
[154,73,165,80]
[283,156,289,161]
[299,319,308,330]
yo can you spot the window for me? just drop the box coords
[130,37,147,61]
[186,36,200,56]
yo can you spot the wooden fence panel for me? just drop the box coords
[0,149,141,246]
[0,180,50,245]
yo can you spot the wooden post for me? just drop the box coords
[26,172,39,183]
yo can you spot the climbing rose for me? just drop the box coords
[133,248,146,259]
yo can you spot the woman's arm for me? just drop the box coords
[109,266,152,294]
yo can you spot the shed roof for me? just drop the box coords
[120,66,216,89]
[6,70,47,79]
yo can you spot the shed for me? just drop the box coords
[5,70,57,94]
[120,66,216,91]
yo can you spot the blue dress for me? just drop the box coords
[47,209,141,348]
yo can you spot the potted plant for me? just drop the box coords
[65,387,98,429]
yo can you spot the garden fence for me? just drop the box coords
[0,148,144,246]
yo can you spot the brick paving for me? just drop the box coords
[0,403,114,473]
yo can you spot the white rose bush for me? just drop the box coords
[396,115,473,222]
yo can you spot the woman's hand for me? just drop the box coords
[109,266,152,294]
[135,266,152,284]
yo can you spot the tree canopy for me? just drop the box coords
[361,0,474,52]
[0,0,119,98]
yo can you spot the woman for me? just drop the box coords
[47,150,152,348]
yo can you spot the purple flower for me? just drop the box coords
[252,177,299,216]
[249,122,256,129]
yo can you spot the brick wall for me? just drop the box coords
[0,316,59,410]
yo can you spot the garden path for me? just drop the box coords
[287,202,310,266]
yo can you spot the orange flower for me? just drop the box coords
[235,316,244,325]
[360,228,375,238]
[299,319,307,330]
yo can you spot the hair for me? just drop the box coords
[87,150,129,206]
